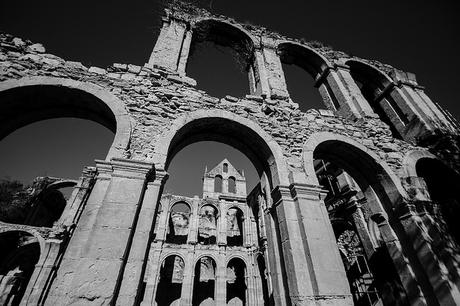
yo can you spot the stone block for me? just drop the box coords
[89,66,107,75]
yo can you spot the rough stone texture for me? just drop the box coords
[0,2,459,305]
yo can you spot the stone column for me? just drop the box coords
[252,48,271,97]
[218,205,227,246]
[45,158,153,305]
[346,196,376,258]
[148,17,188,72]
[116,169,167,305]
[179,250,195,306]
[155,198,170,242]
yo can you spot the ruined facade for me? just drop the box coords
[1,2,460,305]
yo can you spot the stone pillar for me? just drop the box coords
[218,205,227,246]
[372,213,428,305]
[288,182,353,305]
[252,48,271,97]
[45,158,153,305]
[116,169,167,305]
[140,245,162,305]
[347,196,376,258]
[332,65,376,118]
[148,17,188,72]
[179,250,195,306]
[396,204,460,305]
[260,40,289,99]
[155,198,170,242]
[216,250,227,305]
[187,197,199,245]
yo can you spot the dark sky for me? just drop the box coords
[1,0,459,194]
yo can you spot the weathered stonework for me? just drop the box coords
[0,1,459,305]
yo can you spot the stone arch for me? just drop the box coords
[226,257,247,305]
[166,201,192,244]
[402,149,439,178]
[226,255,248,266]
[198,204,219,245]
[192,255,217,306]
[0,76,131,160]
[155,254,185,306]
[277,41,332,78]
[302,131,408,207]
[226,206,244,247]
[154,109,289,188]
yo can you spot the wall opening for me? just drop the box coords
[198,205,218,245]
[214,175,223,193]
[166,202,191,244]
[228,176,236,193]
[187,20,255,98]
[192,256,216,306]
[278,43,329,112]
[155,255,184,306]
[0,231,40,305]
[226,258,247,305]
[312,139,411,306]
[227,207,244,247]
[416,158,460,244]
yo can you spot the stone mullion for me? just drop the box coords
[290,182,353,304]
[396,208,460,305]
[270,185,317,304]
[253,49,271,97]
[116,168,166,305]
[243,207,251,247]
[179,250,195,306]
[140,247,162,305]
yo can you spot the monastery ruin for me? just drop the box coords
[1,2,460,305]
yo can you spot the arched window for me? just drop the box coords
[228,176,236,193]
[187,20,256,98]
[278,42,331,112]
[227,207,244,246]
[214,175,223,193]
[198,205,218,245]
[416,158,460,244]
[192,256,216,306]
[223,163,228,173]
[155,255,185,305]
[226,258,247,305]
[0,231,40,305]
[166,202,191,244]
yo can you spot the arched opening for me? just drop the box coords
[155,255,185,306]
[214,175,223,193]
[257,255,269,305]
[166,202,191,244]
[346,61,408,138]
[192,256,216,306]
[198,205,218,245]
[187,20,256,98]
[312,140,409,306]
[223,163,228,173]
[227,207,244,247]
[0,80,129,227]
[278,42,331,112]
[226,258,247,305]
[228,176,236,193]
[0,231,40,305]
[415,158,460,244]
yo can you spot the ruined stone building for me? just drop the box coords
[1,2,460,305]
